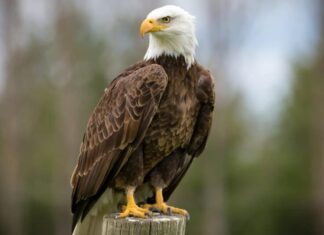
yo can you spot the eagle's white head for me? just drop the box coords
[140,5,198,69]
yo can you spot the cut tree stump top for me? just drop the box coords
[102,214,187,235]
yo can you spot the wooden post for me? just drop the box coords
[102,214,187,235]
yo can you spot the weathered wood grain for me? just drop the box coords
[102,214,186,235]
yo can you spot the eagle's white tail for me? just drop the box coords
[72,189,122,235]
[72,213,104,235]
[72,185,153,235]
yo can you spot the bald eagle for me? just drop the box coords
[71,5,215,235]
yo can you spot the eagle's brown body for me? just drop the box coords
[143,56,200,171]
[71,55,214,231]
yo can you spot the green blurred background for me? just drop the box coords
[0,0,323,234]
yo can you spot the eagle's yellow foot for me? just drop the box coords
[121,204,149,213]
[143,188,189,219]
[144,202,188,216]
[119,204,148,218]
[117,187,150,218]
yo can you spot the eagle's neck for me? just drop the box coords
[144,33,197,70]
[153,54,188,70]
[152,55,192,88]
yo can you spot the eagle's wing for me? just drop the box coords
[163,65,215,201]
[71,64,167,219]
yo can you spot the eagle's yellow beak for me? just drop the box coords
[140,18,168,38]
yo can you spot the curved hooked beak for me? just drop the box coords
[140,18,168,38]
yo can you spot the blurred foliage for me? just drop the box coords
[223,32,323,235]
[0,1,323,235]
[0,7,112,235]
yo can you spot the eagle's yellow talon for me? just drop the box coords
[143,204,152,210]
[118,187,150,218]
[118,206,147,218]
[144,202,188,216]
[144,188,189,217]
[167,206,188,216]
[122,204,148,213]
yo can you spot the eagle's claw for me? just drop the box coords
[143,203,189,218]
[117,204,151,218]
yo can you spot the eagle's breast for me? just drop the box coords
[143,60,200,173]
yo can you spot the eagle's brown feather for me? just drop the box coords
[71,64,167,216]
[143,58,215,201]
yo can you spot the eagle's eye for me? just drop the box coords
[160,16,171,23]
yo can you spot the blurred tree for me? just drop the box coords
[309,1,324,234]
[274,0,324,234]
[233,0,324,234]
[0,0,24,234]
[312,63,324,230]
[0,2,112,234]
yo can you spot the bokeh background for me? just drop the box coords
[0,0,323,234]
